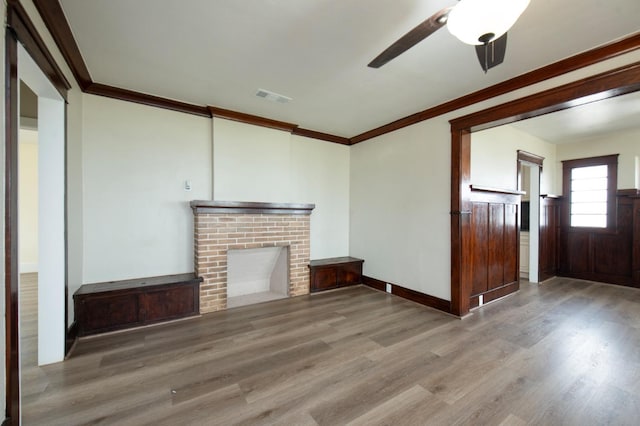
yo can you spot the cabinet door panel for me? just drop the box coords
[337,263,362,285]
[313,268,337,291]
[144,286,196,322]
[81,294,140,332]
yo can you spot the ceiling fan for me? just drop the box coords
[368,0,530,73]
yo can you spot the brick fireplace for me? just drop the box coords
[191,201,315,313]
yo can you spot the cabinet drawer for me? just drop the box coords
[79,293,141,334]
[143,286,197,322]
[309,257,364,293]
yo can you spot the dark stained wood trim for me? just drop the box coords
[209,106,297,132]
[470,185,526,196]
[292,127,351,146]
[32,0,92,90]
[29,2,640,145]
[6,0,71,100]
[190,200,315,215]
[618,189,640,197]
[361,275,386,291]
[31,1,352,144]
[470,281,519,309]
[450,53,640,318]
[451,62,640,131]
[361,276,452,314]
[450,130,472,317]
[5,27,20,426]
[351,32,640,144]
[518,150,544,167]
[86,83,211,117]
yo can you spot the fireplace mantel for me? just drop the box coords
[190,200,315,215]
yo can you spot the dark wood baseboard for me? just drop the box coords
[557,272,639,289]
[362,275,451,314]
[65,321,78,356]
[470,281,520,309]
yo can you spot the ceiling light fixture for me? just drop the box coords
[447,0,530,45]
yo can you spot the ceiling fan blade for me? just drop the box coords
[368,7,453,68]
[475,32,508,73]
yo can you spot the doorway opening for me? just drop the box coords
[518,151,543,284]
[449,62,640,317]
[9,43,68,421]
[18,81,41,401]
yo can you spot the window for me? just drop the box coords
[562,155,618,229]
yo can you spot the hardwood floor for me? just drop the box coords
[21,278,640,425]
[20,273,45,404]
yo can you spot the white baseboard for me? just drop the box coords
[20,262,38,273]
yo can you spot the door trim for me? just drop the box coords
[450,61,640,317]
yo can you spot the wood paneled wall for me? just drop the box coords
[559,192,640,288]
[469,187,521,308]
[539,195,561,281]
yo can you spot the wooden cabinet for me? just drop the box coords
[74,273,202,336]
[309,257,364,293]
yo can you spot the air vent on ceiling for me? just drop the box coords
[255,89,292,104]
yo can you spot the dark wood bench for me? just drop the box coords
[73,273,202,336]
[309,257,364,293]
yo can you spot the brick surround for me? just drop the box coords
[191,201,315,313]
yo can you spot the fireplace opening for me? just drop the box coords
[227,246,289,308]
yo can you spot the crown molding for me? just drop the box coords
[351,32,640,144]
[32,0,91,90]
[33,1,640,146]
[86,83,212,117]
[7,0,71,99]
[292,127,351,145]
[209,106,297,132]
[450,61,640,131]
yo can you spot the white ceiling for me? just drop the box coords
[59,0,640,137]
[511,91,640,144]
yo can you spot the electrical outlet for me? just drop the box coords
[386,283,392,293]
[185,180,192,191]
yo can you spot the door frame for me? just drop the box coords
[5,1,70,423]
[517,151,544,283]
[449,61,640,317]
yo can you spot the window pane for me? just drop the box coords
[571,202,607,215]
[571,214,607,228]
[571,190,607,203]
[571,177,608,191]
[572,165,608,179]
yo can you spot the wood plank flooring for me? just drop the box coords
[21,278,640,425]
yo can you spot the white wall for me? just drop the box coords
[213,118,350,259]
[471,125,558,194]
[82,94,212,283]
[350,120,451,300]
[36,94,66,365]
[19,131,39,272]
[555,128,640,192]
[66,86,84,323]
[349,50,640,302]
